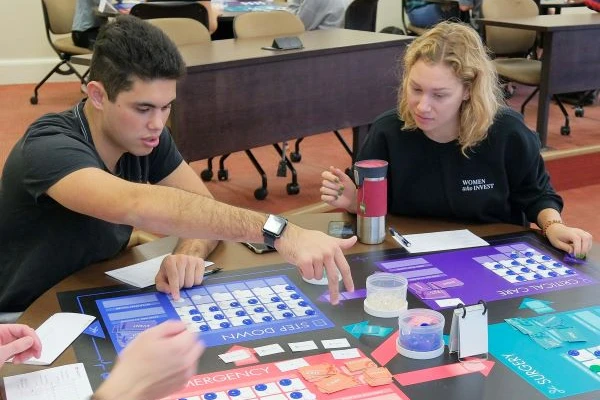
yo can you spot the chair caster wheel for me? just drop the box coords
[254,188,268,200]
[286,183,300,195]
[575,107,584,118]
[217,169,229,181]
[290,152,302,162]
[560,126,570,136]
[30,96,38,105]
[200,169,213,181]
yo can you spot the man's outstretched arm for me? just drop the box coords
[47,167,356,304]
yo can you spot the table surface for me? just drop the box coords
[3,212,599,399]
[177,29,410,70]
[538,0,585,5]
[0,213,529,373]
[479,12,600,31]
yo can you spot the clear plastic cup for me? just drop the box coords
[363,273,408,318]
[396,308,445,359]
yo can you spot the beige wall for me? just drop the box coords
[0,0,87,85]
[0,1,593,85]
[376,0,404,32]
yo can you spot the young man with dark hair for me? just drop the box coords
[0,15,356,313]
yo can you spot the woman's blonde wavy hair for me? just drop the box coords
[398,21,504,155]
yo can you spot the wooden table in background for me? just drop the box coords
[479,13,600,148]
[536,0,587,15]
[170,29,411,163]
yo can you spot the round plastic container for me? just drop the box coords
[363,273,408,318]
[396,309,445,359]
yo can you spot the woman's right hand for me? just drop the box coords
[320,166,357,213]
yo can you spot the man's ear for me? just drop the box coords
[87,81,106,109]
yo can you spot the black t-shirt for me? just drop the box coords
[0,101,183,311]
[357,108,563,225]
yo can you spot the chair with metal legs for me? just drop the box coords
[30,0,92,105]
[201,11,305,200]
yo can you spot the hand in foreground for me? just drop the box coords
[275,224,357,305]
[156,254,208,300]
[320,166,357,213]
[546,223,593,258]
[94,321,204,400]
[0,324,42,367]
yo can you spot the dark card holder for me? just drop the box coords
[271,36,304,50]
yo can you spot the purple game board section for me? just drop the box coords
[377,242,596,310]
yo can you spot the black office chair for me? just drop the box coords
[344,0,379,31]
[288,0,381,166]
[130,1,209,30]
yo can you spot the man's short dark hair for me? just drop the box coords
[88,15,186,101]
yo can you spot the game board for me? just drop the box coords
[489,306,600,399]
[57,232,600,399]
[96,275,333,352]
[377,241,596,310]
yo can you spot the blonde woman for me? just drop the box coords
[321,22,592,257]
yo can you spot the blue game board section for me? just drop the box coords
[223,1,288,12]
[96,275,334,352]
[489,306,600,399]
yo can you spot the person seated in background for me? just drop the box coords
[287,0,348,30]
[199,0,219,34]
[72,0,219,50]
[72,0,106,49]
[320,22,592,258]
[405,0,480,29]
[0,321,203,400]
[0,15,356,314]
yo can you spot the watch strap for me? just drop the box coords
[263,232,277,248]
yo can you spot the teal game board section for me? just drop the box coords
[489,306,600,399]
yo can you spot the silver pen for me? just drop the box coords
[389,227,411,247]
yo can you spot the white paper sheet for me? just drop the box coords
[275,358,309,372]
[288,340,318,352]
[21,313,95,366]
[254,343,286,357]
[321,338,351,349]
[330,348,361,360]
[218,349,252,363]
[4,363,93,400]
[394,229,489,254]
[105,254,214,288]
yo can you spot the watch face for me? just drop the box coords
[264,215,286,235]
